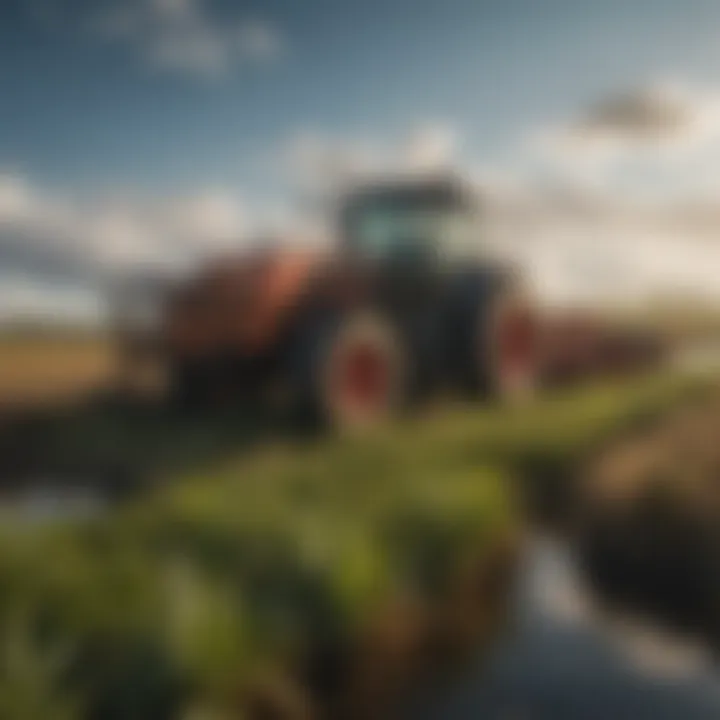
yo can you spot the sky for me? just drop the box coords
[3,0,720,322]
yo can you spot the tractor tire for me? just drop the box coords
[288,310,407,431]
[460,286,538,403]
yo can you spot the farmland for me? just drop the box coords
[0,333,115,411]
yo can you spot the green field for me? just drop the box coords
[0,371,713,719]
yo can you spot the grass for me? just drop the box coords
[0,369,714,718]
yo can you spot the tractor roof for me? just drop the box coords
[341,174,477,214]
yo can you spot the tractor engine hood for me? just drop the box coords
[162,248,325,357]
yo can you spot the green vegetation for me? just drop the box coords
[0,371,712,719]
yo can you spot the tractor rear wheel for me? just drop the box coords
[466,289,538,403]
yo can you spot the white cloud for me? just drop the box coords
[0,175,36,219]
[0,171,254,324]
[278,115,720,307]
[0,173,248,282]
[531,80,720,194]
[0,274,103,326]
[90,0,283,77]
[2,160,720,323]
[7,78,720,327]
[574,84,692,141]
[404,125,458,171]
[553,81,720,152]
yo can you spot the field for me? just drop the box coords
[0,334,115,411]
[0,359,714,719]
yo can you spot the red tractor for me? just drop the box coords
[119,176,540,429]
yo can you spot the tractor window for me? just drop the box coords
[349,206,476,261]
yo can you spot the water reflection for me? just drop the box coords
[410,536,720,719]
[0,485,106,527]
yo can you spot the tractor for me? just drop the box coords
[119,175,539,429]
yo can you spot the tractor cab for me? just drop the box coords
[339,176,480,267]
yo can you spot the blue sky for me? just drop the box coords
[2,0,720,320]
[2,0,717,192]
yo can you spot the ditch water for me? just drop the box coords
[410,534,720,720]
[0,484,108,527]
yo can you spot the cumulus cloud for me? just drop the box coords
[0,171,257,323]
[511,212,720,309]
[576,84,697,140]
[7,77,720,326]
[89,0,282,77]
[533,80,720,184]
[0,175,36,218]
[277,112,720,308]
[0,274,103,326]
[0,173,248,285]
[404,125,458,171]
